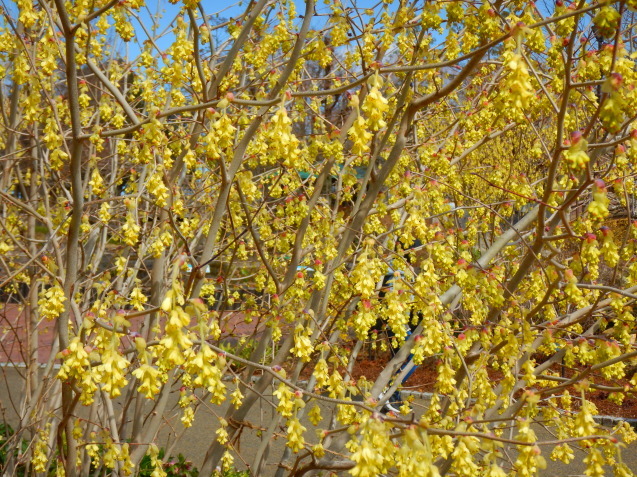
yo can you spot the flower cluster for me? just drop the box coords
[349,417,395,477]
[202,110,236,161]
[362,76,389,131]
[264,107,302,167]
[38,284,66,321]
[348,95,373,156]
[95,327,130,399]
[132,337,162,399]
[563,132,589,170]
[185,343,227,403]
[588,179,610,222]
[291,323,314,362]
[594,5,621,38]
[57,337,97,404]
[504,52,534,113]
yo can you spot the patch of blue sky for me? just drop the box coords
[118,0,390,58]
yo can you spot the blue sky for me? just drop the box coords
[1,0,431,64]
[124,1,243,57]
[0,0,405,60]
[122,0,382,58]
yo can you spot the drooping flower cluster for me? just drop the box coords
[348,95,373,156]
[38,284,66,321]
[504,52,534,112]
[362,75,389,131]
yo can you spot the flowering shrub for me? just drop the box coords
[2,1,637,476]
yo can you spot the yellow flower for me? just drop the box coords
[130,286,148,310]
[132,364,161,399]
[313,358,329,388]
[184,343,226,403]
[450,436,480,477]
[122,213,140,247]
[99,351,130,398]
[89,168,105,196]
[38,284,66,320]
[563,133,590,170]
[348,116,372,156]
[286,417,306,453]
[588,180,610,222]
[274,383,295,418]
[98,202,111,223]
[230,387,244,409]
[362,85,389,131]
[505,53,533,110]
[350,418,394,477]
[147,444,167,477]
[583,448,605,477]
[31,426,50,472]
[203,112,236,160]
[291,324,313,362]
[308,404,322,425]
[147,170,169,207]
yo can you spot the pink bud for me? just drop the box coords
[584,233,597,242]
[610,72,623,89]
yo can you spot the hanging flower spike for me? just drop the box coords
[348,93,373,156]
[362,74,389,131]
